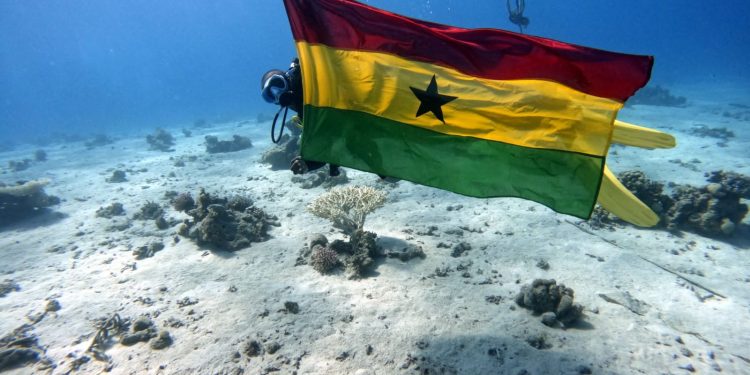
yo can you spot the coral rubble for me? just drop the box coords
[84,134,114,149]
[105,170,127,183]
[33,150,47,162]
[0,324,54,372]
[133,241,165,259]
[689,125,735,142]
[146,129,175,152]
[0,179,60,227]
[515,279,584,328]
[0,280,20,297]
[133,202,164,221]
[177,189,279,251]
[600,170,750,237]
[95,202,125,218]
[171,192,195,212]
[628,85,687,107]
[299,231,380,279]
[8,159,31,172]
[292,168,349,189]
[204,135,252,154]
[260,125,301,170]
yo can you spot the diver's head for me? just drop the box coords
[261,69,290,105]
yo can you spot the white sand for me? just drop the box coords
[1,86,749,374]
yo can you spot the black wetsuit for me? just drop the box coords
[282,59,337,175]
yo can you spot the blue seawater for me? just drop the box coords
[0,0,748,143]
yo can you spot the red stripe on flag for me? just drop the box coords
[283,0,652,102]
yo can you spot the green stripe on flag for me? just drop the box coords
[301,106,604,219]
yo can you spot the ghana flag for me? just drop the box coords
[283,0,653,219]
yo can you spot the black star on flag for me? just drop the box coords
[409,75,457,123]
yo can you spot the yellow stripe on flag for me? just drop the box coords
[297,42,623,157]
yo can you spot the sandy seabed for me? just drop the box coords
[1,84,749,375]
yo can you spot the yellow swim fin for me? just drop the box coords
[612,120,676,149]
[597,165,659,227]
[594,120,675,227]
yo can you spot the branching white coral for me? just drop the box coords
[307,185,387,235]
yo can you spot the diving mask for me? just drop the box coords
[261,71,290,105]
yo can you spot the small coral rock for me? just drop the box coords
[516,279,584,328]
[150,331,172,350]
[311,245,339,274]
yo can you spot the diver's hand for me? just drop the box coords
[291,156,308,175]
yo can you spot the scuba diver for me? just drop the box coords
[260,58,340,176]
[507,0,529,33]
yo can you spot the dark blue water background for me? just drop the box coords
[1,0,748,144]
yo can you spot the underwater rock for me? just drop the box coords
[617,170,671,215]
[540,312,557,327]
[8,159,32,172]
[106,170,127,183]
[204,135,252,154]
[0,348,40,371]
[243,339,263,357]
[0,280,20,298]
[628,85,687,107]
[524,333,552,350]
[84,134,114,149]
[33,150,47,162]
[284,301,300,314]
[171,192,195,212]
[665,171,749,236]
[515,279,584,328]
[105,217,132,232]
[256,112,273,123]
[132,316,153,332]
[345,229,378,279]
[536,259,550,270]
[0,141,15,153]
[133,242,165,260]
[292,168,349,189]
[179,189,279,251]
[133,202,164,221]
[379,244,426,262]
[150,331,172,350]
[119,316,158,346]
[264,341,281,354]
[96,202,125,218]
[0,179,60,227]
[450,242,471,257]
[226,195,253,212]
[182,128,192,137]
[689,124,734,142]
[301,230,422,279]
[261,132,300,170]
[146,129,175,152]
[193,119,208,128]
[45,299,61,313]
[155,216,169,229]
[120,330,156,346]
[593,169,750,237]
[0,324,52,371]
[309,233,328,249]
